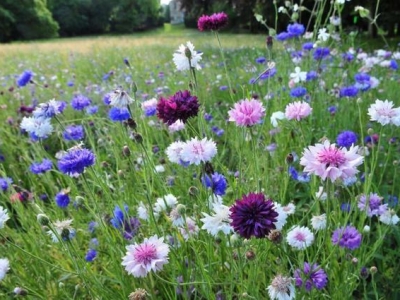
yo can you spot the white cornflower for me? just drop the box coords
[20,116,53,138]
[0,258,10,281]
[379,209,400,225]
[273,202,288,230]
[289,67,307,83]
[180,137,217,165]
[173,41,202,71]
[154,165,165,173]
[286,226,314,250]
[330,16,341,26]
[282,203,296,215]
[154,194,178,217]
[168,119,185,132]
[270,111,286,128]
[267,274,295,300]
[0,206,10,229]
[165,141,187,165]
[200,202,233,237]
[311,214,327,231]
[47,219,75,243]
[137,202,149,220]
[318,28,330,41]
[368,99,400,126]
[109,88,134,108]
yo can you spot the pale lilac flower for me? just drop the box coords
[300,140,364,182]
[379,209,400,225]
[270,111,286,127]
[267,274,295,300]
[228,98,265,127]
[311,214,327,231]
[179,217,199,240]
[122,235,170,278]
[180,137,217,165]
[200,202,233,236]
[357,193,388,217]
[0,206,9,229]
[286,226,314,250]
[283,203,296,215]
[166,141,187,165]
[168,120,185,132]
[173,41,203,71]
[367,99,400,126]
[0,258,10,281]
[289,67,307,83]
[285,101,312,121]
[20,117,53,138]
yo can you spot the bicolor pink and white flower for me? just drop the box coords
[300,140,364,182]
[228,98,265,127]
[367,99,400,126]
[285,101,312,121]
[286,226,314,250]
[180,137,217,165]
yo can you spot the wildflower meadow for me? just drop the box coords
[1,1,400,299]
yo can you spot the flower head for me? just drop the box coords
[200,201,233,237]
[63,125,85,141]
[358,193,388,217]
[33,99,66,118]
[173,41,202,71]
[180,137,217,165]
[0,258,10,281]
[336,131,358,148]
[267,274,295,300]
[0,206,10,229]
[289,87,307,98]
[17,70,33,87]
[57,147,96,177]
[0,177,12,192]
[71,94,91,111]
[300,140,364,182]
[285,101,312,121]
[55,189,70,208]
[109,107,131,122]
[230,193,278,239]
[311,214,327,231]
[197,12,228,31]
[201,172,227,196]
[290,67,307,83]
[122,235,170,278]
[287,23,305,37]
[20,117,53,139]
[157,90,199,125]
[286,226,314,250]
[228,98,265,127]
[368,99,400,126]
[332,225,362,250]
[29,159,53,175]
[294,262,328,292]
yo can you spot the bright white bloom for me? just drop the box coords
[20,116,53,138]
[311,214,327,231]
[165,141,186,164]
[368,99,400,126]
[392,52,400,60]
[137,202,149,220]
[379,60,391,68]
[318,28,330,41]
[289,67,307,83]
[273,202,288,230]
[154,194,178,217]
[286,226,314,250]
[0,258,10,281]
[282,203,296,215]
[109,88,134,108]
[200,202,233,237]
[168,120,185,132]
[267,274,295,300]
[179,217,199,240]
[122,235,170,278]
[270,111,286,127]
[173,41,202,71]
[154,165,165,173]
[180,137,217,165]
[47,219,74,243]
[316,186,327,201]
[379,209,400,225]
[0,206,10,229]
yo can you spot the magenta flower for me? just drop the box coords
[228,98,265,127]
[300,140,364,182]
[121,235,170,278]
[197,12,228,31]
[285,101,312,121]
[157,90,199,125]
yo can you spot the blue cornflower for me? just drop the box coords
[287,23,305,37]
[276,32,291,41]
[259,67,277,80]
[71,94,91,111]
[339,86,358,98]
[343,176,357,187]
[289,167,310,182]
[355,73,370,83]
[57,147,96,177]
[86,105,98,115]
[219,85,228,91]
[108,107,130,122]
[55,189,70,208]
[17,70,33,87]
[340,203,351,213]
[384,195,398,208]
[88,221,98,233]
[342,52,354,62]
[255,57,266,64]
[204,113,213,122]
[290,87,307,98]
[302,42,314,51]
[29,159,53,174]
[306,71,318,81]
[123,217,141,240]
[102,73,110,81]
[33,100,67,119]
[67,81,74,87]
[291,51,303,60]
[336,131,358,147]
[103,93,111,105]
[390,60,398,70]
[110,205,126,229]
[0,177,12,192]
[63,125,85,141]
[201,172,227,196]
[328,105,337,115]
[85,249,97,262]
[212,126,225,136]
[313,47,330,60]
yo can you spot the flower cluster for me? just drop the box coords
[197,12,228,31]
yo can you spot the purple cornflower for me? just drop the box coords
[332,225,362,250]
[302,42,314,51]
[341,203,351,212]
[123,217,141,240]
[110,205,140,240]
[290,87,307,98]
[230,193,278,239]
[55,189,70,208]
[86,105,98,115]
[204,113,213,122]
[336,131,358,148]
[211,126,224,136]
[313,47,330,60]
[201,172,227,196]
[197,12,228,31]
[276,32,291,41]
[63,125,85,141]
[294,262,328,292]
[29,159,53,174]
[85,249,97,262]
[328,105,337,116]
[0,177,12,192]
[255,57,266,64]
[33,100,67,119]
[339,86,359,98]
[108,107,130,122]
[259,67,277,80]
[157,90,199,125]
[358,193,388,217]
[71,94,91,111]
[17,70,33,87]
[287,23,305,37]
[342,52,354,62]
[57,147,96,177]
[103,93,111,105]
[306,71,318,81]
[390,59,398,70]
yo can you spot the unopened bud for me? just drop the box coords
[122,145,131,157]
[37,214,49,226]
[184,47,192,60]
[268,229,282,243]
[370,266,378,274]
[176,204,186,215]
[245,250,256,260]
[188,186,199,196]
[367,128,374,135]
[14,287,28,296]
[124,118,137,129]
[352,257,358,264]
[393,160,398,166]
[129,288,148,300]
[131,82,138,93]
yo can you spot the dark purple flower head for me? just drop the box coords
[17,70,33,87]
[55,189,70,208]
[71,94,91,111]
[358,193,388,217]
[294,262,328,292]
[287,23,305,37]
[201,172,227,196]
[63,125,85,141]
[197,12,228,31]
[29,159,53,174]
[336,131,358,148]
[157,90,199,125]
[339,86,359,98]
[57,147,96,177]
[230,193,278,239]
[332,225,362,250]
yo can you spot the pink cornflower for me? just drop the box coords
[180,137,217,165]
[197,12,228,31]
[286,226,314,250]
[122,235,170,278]
[285,101,312,121]
[367,99,400,126]
[300,140,364,182]
[228,98,265,127]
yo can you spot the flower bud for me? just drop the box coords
[37,214,49,226]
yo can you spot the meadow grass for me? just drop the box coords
[0,20,400,300]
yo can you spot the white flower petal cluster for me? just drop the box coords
[0,206,10,229]
[368,99,400,126]
[173,41,202,71]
